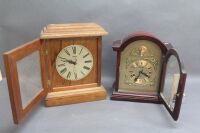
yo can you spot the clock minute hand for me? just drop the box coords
[140,71,150,78]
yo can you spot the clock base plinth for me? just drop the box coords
[45,86,107,107]
[111,92,161,104]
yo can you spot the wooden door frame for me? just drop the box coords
[3,38,48,124]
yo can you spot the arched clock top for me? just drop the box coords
[112,32,169,54]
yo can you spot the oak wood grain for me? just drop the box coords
[45,86,107,106]
[41,23,108,39]
[3,39,47,124]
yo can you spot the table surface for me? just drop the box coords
[0,76,199,133]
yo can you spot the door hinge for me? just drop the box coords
[47,80,51,87]
[45,49,48,55]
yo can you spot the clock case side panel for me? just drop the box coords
[159,48,187,121]
[111,32,168,103]
[3,39,48,124]
[97,36,103,86]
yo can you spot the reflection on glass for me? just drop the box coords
[161,55,180,111]
[17,51,42,109]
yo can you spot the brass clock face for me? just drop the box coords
[56,45,93,81]
[126,59,156,86]
[118,40,162,94]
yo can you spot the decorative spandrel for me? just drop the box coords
[161,55,180,111]
[17,51,43,109]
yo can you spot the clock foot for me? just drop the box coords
[45,86,107,107]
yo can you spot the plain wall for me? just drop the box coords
[0,0,199,79]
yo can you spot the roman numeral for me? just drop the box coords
[80,71,85,75]
[74,72,77,79]
[83,53,89,58]
[67,72,71,78]
[85,60,92,63]
[72,46,76,54]
[58,64,65,67]
[79,48,83,55]
[83,66,90,70]
[60,68,67,74]
[64,49,70,56]
[58,56,65,59]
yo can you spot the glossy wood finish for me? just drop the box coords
[112,32,168,53]
[111,32,187,120]
[159,49,187,121]
[3,39,47,124]
[111,92,161,104]
[111,32,168,103]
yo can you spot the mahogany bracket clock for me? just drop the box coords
[3,23,108,124]
[111,32,187,121]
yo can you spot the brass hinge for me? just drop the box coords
[45,49,48,55]
[47,80,51,87]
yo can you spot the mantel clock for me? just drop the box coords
[4,23,108,124]
[111,32,186,121]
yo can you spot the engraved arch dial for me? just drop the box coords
[118,40,162,93]
[56,45,93,81]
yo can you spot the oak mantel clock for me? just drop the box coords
[111,32,187,121]
[4,23,108,124]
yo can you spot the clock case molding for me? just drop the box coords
[3,23,108,124]
[111,32,187,121]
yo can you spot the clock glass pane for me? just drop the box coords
[56,45,93,81]
[17,51,43,109]
[118,40,163,94]
[160,55,180,111]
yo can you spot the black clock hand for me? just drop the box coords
[68,60,77,65]
[58,56,76,65]
[134,71,142,81]
[140,71,150,78]
[61,58,76,65]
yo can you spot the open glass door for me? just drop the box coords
[3,39,48,124]
[160,49,187,121]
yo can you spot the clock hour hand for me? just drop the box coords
[60,57,76,65]
[134,70,142,81]
[140,71,150,78]
[67,60,77,65]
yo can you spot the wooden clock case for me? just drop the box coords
[111,32,187,120]
[3,23,108,124]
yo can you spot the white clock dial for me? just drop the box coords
[56,45,93,81]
